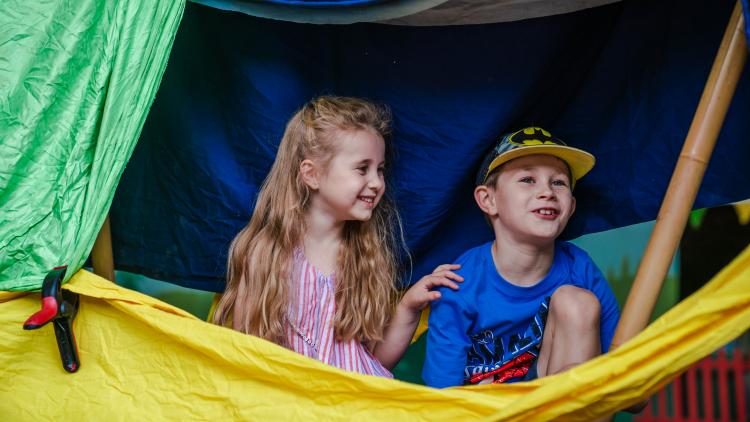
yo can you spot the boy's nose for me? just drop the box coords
[537,185,556,199]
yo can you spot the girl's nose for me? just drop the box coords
[368,173,384,191]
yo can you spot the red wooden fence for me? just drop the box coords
[635,349,749,422]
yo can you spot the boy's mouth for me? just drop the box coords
[533,207,559,219]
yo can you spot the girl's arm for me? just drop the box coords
[373,264,462,369]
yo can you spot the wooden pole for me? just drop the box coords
[91,214,115,281]
[611,1,747,349]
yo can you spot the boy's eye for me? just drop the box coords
[552,179,569,187]
[519,176,534,183]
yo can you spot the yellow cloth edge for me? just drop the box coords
[2,245,748,420]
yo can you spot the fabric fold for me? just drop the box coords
[2,245,748,420]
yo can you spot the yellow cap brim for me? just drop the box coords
[485,145,595,184]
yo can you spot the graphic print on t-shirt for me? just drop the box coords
[464,298,549,384]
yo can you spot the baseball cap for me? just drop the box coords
[476,127,595,188]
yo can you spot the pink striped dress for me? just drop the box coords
[285,249,393,378]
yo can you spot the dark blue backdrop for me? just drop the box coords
[111,0,750,291]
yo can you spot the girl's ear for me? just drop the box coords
[474,185,497,216]
[300,159,319,190]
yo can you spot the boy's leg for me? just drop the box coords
[536,285,601,377]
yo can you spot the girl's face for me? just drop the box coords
[305,128,386,223]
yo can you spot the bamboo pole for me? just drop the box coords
[611,1,747,349]
[91,214,115,282]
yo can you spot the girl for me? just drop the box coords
[213,96,461,377]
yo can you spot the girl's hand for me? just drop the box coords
[375,264,463,369]
[400,264,463,312]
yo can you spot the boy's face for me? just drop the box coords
[474,154,576,245]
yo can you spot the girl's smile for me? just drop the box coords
[358,195,377,207]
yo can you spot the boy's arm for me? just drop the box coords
[422,289,473,388]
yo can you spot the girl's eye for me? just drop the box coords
[519,176,534,184]
[356,167,367,175]
[377,166,385,174]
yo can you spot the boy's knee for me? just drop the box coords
[549,285,600,328]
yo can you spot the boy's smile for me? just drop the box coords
[534,207,559,219]
[477,154,576,246]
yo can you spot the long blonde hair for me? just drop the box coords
[213,96,402,345]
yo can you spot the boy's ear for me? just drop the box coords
[570,195,576,216]
[474,185,498,216]
[299,159,319,190]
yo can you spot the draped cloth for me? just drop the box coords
[0,0,185,291]
[112,0,750,292]
[2,245,748,420]
[189,0,620,25]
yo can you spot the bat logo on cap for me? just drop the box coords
[507,127,562,147]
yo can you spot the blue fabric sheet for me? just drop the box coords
[112,0,750,291]
[742,0,750,49]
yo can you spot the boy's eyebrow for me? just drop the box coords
[516,165,568,174]
[514,166,571,180]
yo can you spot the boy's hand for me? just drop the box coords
[400,264,463,312]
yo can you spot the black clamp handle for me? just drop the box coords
[23,266,81,373]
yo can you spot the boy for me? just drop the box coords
[422,127,620,387]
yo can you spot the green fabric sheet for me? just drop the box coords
[0,0,185,291]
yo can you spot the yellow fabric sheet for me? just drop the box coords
[1,245,749,421]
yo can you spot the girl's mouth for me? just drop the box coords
[359,196,376,205]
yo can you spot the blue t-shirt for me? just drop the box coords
[422,241,620,388]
